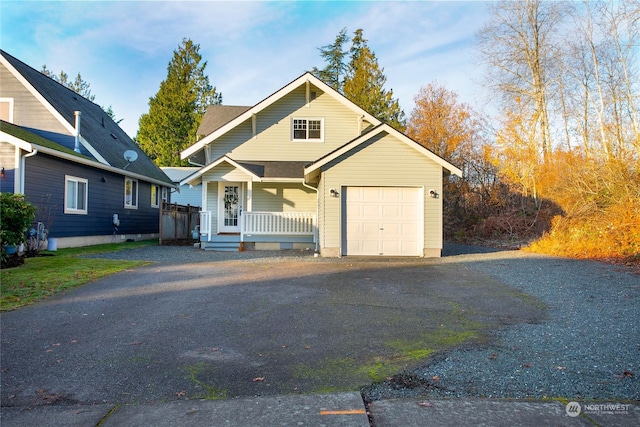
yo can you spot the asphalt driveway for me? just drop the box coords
[0,245,547,406]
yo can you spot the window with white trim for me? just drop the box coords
[292,118,323,141]
[64,175,88,214]
[151,185,160,208]
[124,177,138,209]
[161,187,168,202]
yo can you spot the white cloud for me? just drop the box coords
[2,1,493,136]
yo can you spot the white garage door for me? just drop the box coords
[343,187,421,256]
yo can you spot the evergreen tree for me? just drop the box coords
[41,65,96,102]
[311,27,349,92]
[343,29,405,131]
[41,65,123,124]
[136,38,222,166]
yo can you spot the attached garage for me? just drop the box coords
[342,186,422,256]
[304,123,463,258]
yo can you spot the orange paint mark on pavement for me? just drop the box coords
[320,409,366,415]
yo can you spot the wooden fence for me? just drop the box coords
[159,202,200,245]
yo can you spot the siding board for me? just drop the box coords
[0,141,16,192]
[252,182,316,212]
[23,154,161,238]
[208,86,365,162]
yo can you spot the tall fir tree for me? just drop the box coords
[343,29,405,131]
[312,29,405,131]
[136,38,222,166]
[41,65,122,124]
[41,65,96,101]
[311,27,349,92]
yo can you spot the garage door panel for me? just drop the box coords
[362,205,382,218]
[344,187,421,256]
[382,204,401,217]
[401,205,420,217]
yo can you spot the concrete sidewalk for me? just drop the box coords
[2,394,638,426]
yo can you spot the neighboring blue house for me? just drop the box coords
[0,50,175,248]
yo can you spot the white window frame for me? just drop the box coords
[291,117,324,142]
[151,185,160,208]
[161,187,169,202]
[124,177,138,209]
[64,175,88,214]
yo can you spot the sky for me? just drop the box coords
[1,0,491,138]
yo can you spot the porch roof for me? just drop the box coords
[180,156,309,186]
[237,161,307,179]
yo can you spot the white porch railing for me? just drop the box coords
[198,211,316,243]
[242,212,316,237]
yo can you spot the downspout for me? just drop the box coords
[74,111,81,153]
[20,148,38,194]
[187,159,204,167]
[302,180,320,254]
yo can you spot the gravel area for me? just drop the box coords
[364,249,640,401]
[90,243,639,401]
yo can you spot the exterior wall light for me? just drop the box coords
[330,188,339,198]
[429,189,439,199]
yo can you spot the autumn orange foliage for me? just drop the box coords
[407,82,638,265]
[526,154,640,262]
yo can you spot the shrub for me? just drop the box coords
[1,193,37,267]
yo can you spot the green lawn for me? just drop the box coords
[0,240,156,312]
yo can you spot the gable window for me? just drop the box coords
[124,177,138,209]
[64,175,88,214]
[151,185,160,208]
[292,118,323,141]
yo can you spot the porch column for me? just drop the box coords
[202,181,210,242]
[246,180,253,212]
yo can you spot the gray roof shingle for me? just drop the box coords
[197,105,251,137]
[1,50,172,185]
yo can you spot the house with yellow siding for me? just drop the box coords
[181,72,461,257]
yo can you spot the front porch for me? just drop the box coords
[199,211,317,252]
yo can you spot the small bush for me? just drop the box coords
[1,193,37,268]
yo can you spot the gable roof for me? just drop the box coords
[160,167,201,183]
[304,123,463,178]
[181,72,381,160]
[1,120,175,186]
[0,50,173,186]
[1,120,92,158]
[197,105,251,137]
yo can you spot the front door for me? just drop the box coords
[218,182,242,233]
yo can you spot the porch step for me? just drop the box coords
[202,241,240,252]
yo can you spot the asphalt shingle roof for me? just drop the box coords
[197,105,251,137]
[1,50,172,185]
[235,161,308,179]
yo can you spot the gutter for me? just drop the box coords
[20,148,38,193]
[74,111,81,153]
[31,144,177,189]
[187,159,204,167]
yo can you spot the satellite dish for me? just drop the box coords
[123,150,138,169]
[124,150,138,162]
